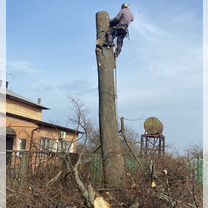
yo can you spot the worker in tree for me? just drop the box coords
[106,3,134,57]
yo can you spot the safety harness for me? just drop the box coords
[111,23,130,42]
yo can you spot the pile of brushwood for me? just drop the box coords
[6,154,202,208]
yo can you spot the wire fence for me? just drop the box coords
[6,150,142,187]
[6,150,203,189]
[6,150,103,187]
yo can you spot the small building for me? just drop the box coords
[6,89,80,153]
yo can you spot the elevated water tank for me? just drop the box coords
[144,117,164,135]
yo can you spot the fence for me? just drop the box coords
[7,150,62,187]
[6,150,104,187]
[7,150,203,190]
[6,150,144,188]
[189,157,203,185]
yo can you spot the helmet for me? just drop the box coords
[121,3,129,9]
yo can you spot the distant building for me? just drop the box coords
[6,88,80,153]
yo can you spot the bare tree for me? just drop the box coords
[96,11,125,188]
[64,98,110,208]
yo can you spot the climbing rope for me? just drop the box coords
[114,55,119,122]
[113,57,145,124]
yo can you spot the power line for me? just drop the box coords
[123,117,145,122]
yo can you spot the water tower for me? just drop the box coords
[140,117,165,158]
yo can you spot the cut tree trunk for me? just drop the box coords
[95,11,125,188]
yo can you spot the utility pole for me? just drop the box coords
[95,11,125,188]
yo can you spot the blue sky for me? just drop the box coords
[7,0,203,150]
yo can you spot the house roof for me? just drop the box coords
[6,89,49,110]
[6,127,16,136]
[7,112,83,134]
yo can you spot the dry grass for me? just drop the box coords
[6,154,203,208]
[106,155,203,208]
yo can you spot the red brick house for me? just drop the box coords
[6,89,80,153]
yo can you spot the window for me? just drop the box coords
[17,139,26,157]
[63,141,71,152]
[57,140,73,153]
[63,141,74,153]
[19,139,26,150]
[41,138,57,152]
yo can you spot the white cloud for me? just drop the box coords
[131,12,166,40]
[29,80,55,91]
[58,79,97,97]
[7,60,44,75]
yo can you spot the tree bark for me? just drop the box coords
[95,11,125,188]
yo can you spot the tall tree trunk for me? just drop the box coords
[95,11,125,188]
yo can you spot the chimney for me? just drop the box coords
[6,81,9,89]
[37,98,41,105]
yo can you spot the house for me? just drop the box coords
[6,87,80,153]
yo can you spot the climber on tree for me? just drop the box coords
[106,3,134,57]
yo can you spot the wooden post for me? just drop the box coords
[162,136,165,157]
[20,152,29,180]
[140,135,144,158]
[158,137,161,157]
[95,11,125,187]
